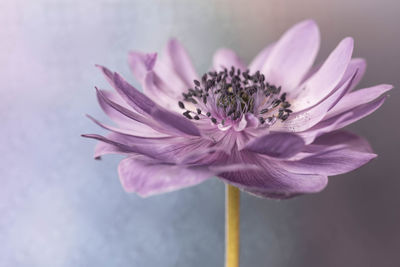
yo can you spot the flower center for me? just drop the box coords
[178,66,292,127]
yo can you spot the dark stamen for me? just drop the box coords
[179,67,292,126]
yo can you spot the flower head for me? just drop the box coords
[83,20,392,198]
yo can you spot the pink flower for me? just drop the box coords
[83,20,392,198]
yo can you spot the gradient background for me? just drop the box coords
[1,0,399,266]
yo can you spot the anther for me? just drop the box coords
[183,111,192,119]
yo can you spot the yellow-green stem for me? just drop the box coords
[225,184,240,267]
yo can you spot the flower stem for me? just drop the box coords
[225,184,240,267]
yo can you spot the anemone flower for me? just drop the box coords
[83,19,391,266]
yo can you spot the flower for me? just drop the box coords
[83,19,392,199]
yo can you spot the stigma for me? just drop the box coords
[178,66,292,128]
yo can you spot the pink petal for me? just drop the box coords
[293,37,354,110]
[213,48,246,72]
[244,132,305,159]
[261,20,320,91]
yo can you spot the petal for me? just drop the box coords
[213,48,246,72]
[280,131,376,176]
[261,20,320,91]
[218,151,328,199]
[297,112,354,145]
[293,37,354,110]
[142,71,181,112]
[244,132,305,159]
[340,58,366,92]
[97,65,155,114]
[272,70,356,132]
[83,131,215,164]
[164,38,198,87]
[118,156,213,197]
[86,114,167,138]
[248,43,274,73]
[96,88,154,127]
[127,52,157,82]
[325,84,392,119]
[96,89,139,127]
[98,66,201,136]
[318,95,387,131]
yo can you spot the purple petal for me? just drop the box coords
[297,112,354,144]
[248,43,274,73]
[98,66,201,136]
[86,114,167,138]
[319,95,387,131]
[82,133,175,162]
[128,52,157,82]
[96,88,153,126]
[261,20,320,91]
[340,58,366,92]
[218,151,328,199]
[118,156,213,197]
[293,37,354,110]
[96,89,138,127]
[272,70,356,132]
[143,73,202,136]
[164,38,198,87]
[97,65,155,114]
[142,71,181,112]
[213,48,246,72]
[244,132,305,159]
[326,84,392,119]
[280,131,376,176]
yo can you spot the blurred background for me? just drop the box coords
[1,0,399,266]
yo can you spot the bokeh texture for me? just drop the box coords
[1,0,399,266]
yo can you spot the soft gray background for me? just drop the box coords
[1,0,399,266]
